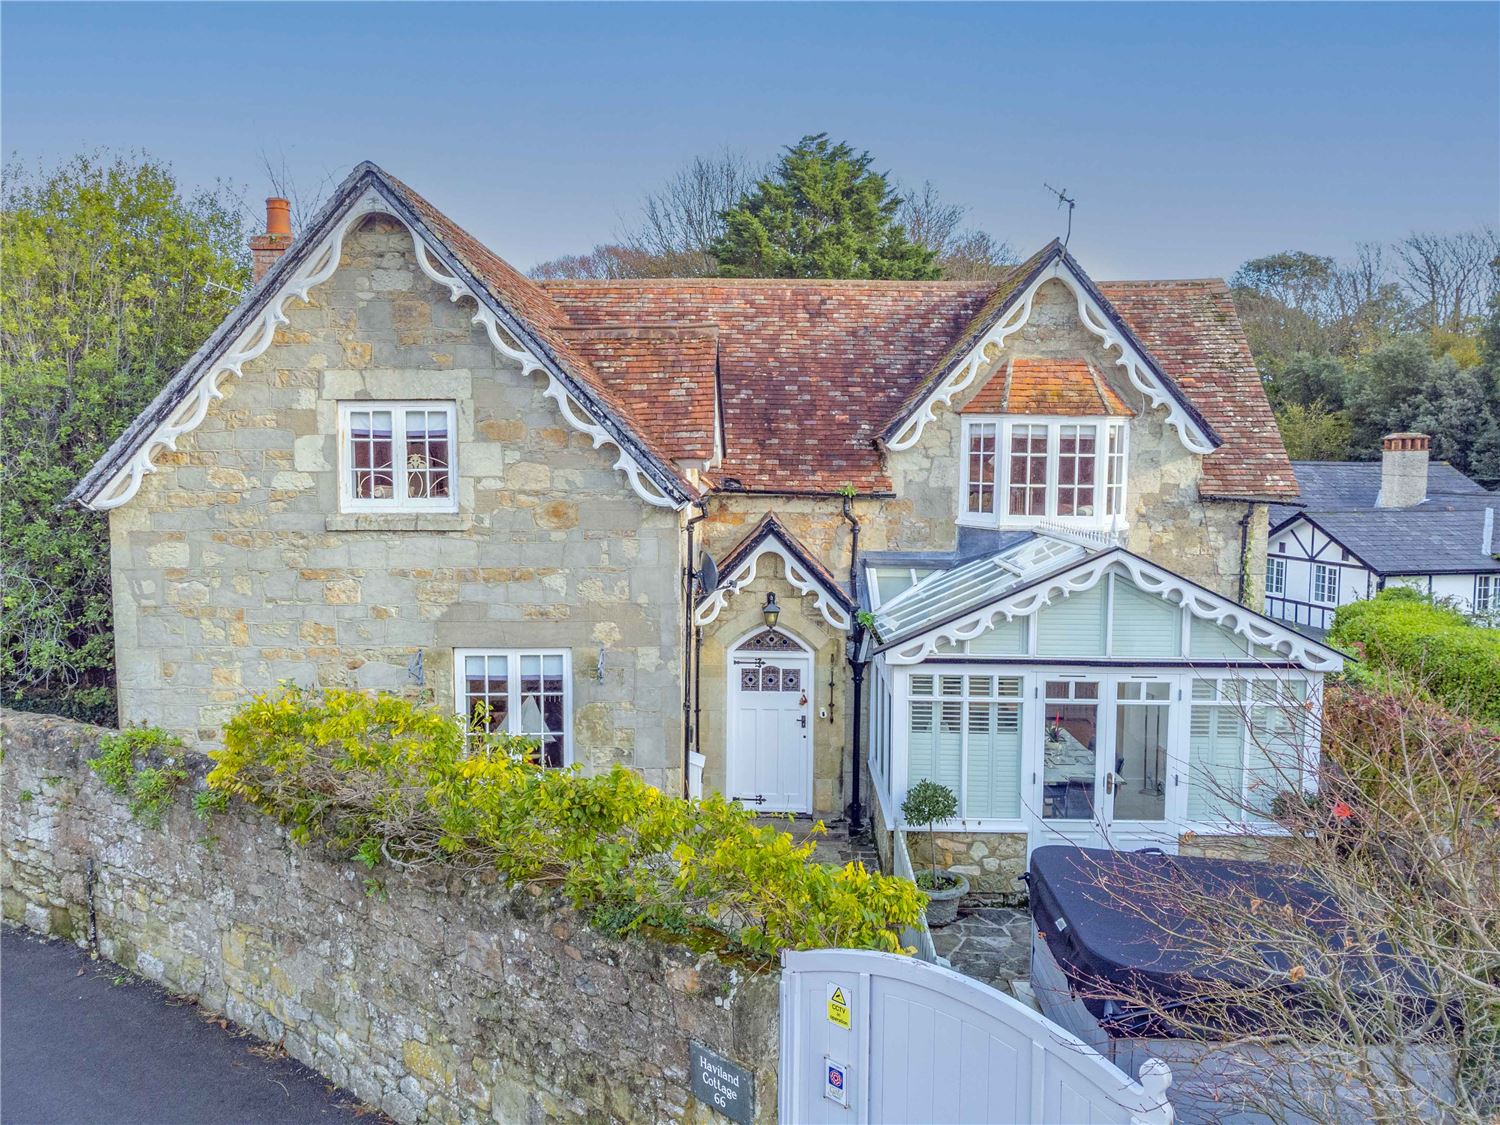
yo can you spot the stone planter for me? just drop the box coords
[921,870,970,927]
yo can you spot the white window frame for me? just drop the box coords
[453,648,572,767]
[1474,574,1497,615]
[1265,556,1287,596]
[1311,563,1340,606]
[959,416,1128,532]
[338,401,459,514]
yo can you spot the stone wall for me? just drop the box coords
[1,710,778,1124]
[886,279,1262,602]
[108,215,686,793]
[904,830,1029,904]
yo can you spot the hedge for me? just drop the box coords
[1330,589,1500,726]
[207,686,923,962]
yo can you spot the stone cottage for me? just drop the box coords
[71,162,1343,894]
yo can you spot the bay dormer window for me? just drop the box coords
[959,359,1133,532]
[962,416,1129,529]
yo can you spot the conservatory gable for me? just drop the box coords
[874,542,1345,673]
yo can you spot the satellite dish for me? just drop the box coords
[697,551,719,597]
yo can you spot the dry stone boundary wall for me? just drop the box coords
[0,709,778,1124]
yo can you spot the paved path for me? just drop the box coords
[2,926,382,1125]
[931,906,1033,990]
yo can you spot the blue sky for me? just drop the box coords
[3,2,1496,280]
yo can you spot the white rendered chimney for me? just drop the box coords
[1377,433,1430,509]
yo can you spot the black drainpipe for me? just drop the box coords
[682,499,708,798]
[842,495,865,834]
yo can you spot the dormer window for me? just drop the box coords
[962,417,1128,529]
[959,358,1132,531]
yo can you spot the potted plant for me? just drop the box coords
[900,779,968,926]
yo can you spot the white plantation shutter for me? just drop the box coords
[964,701,1023,819]
[1188,704,1246,821]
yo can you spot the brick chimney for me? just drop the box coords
[1377,432,1430,509]
[250,197,293,283]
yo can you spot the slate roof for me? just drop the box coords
[1296,508,1500,575]
[1272,461,1499,575]
[1269,461,1492,527]
[716,512,856,609]
[74,160,1299,509]
[962,358,1133,417]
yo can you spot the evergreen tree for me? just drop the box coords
[711,134,939,280]
[1,153,248,719]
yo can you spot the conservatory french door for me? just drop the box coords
[1031,673,1181,854]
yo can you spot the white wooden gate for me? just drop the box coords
[780,949,1173,1124]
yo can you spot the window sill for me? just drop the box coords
[325,512,472,533]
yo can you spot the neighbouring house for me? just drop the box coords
[1264,434,1500,634]
[70,162,1343,896]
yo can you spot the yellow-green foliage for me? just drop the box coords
[88,725,189,828]
[210,686,923,961]
[1331,589,1500,726]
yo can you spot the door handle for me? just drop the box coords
[798,715,807,728]
[1105,772,1116,795]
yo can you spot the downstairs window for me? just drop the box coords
[455,649,570,767]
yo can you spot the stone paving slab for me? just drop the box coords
[930,905,1033,992]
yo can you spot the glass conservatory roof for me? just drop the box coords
[873,535,1090,644]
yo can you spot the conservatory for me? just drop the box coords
[862,535,1346,889]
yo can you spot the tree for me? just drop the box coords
[1,153,248,720]
[897,181,1015,281]
[1275,401,1353,461]
[711,134,939,280]
[1394,229,1500,335]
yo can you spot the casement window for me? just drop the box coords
[907,673,1024,821]
[1265,556,1287,597]
[1311,563,1340,606]
[1476,574,1497,615]
[454,649,571,767]
[961,417,1127,530]
[339,402,457,512]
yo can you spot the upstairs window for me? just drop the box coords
[339,401,457,512]
[1311,563,1340,606]
[961,417,1128,530]
[1265,556,1287,596]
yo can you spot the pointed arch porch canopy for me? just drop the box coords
[694,514,855,632]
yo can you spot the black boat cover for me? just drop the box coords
[1026,845,1444,1037]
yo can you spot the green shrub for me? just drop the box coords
[88,726,189,828]
[901,779,959,889]
[209,686,923,961]
[1331,589,1500,726]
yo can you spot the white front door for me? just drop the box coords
[728,632,813,813]
[1030,674,1179,855]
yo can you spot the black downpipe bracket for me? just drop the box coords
[842,495,865,834]
[682,500,708,798]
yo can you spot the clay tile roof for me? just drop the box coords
[963,358,1134,417]
[377,169,700,499]
[559,326,719,462]
[1098,279,1298,500]
[543,278,996,493]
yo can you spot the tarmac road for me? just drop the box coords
[1,925,382,1124]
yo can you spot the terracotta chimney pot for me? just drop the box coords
[250,197,294,284]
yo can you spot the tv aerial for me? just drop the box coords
[1044,183,1077,249]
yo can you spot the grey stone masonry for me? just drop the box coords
[107,215,686,794]
[1,709,778,1125]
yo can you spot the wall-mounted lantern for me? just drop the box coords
[761,591,781,632]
